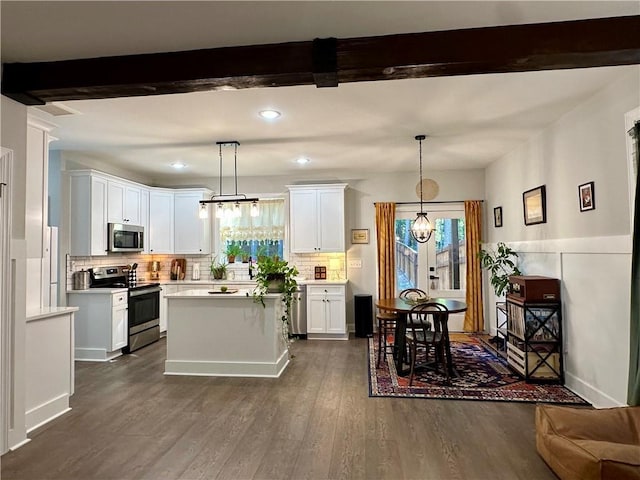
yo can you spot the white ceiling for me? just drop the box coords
[2,1,639,184]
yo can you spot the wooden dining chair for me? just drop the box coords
[399,288,428,301]
[376,307,398,367]
[405,302,450,386]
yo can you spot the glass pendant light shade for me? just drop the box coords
[233,202,242,217]
[216,202,224,219]
[411,212,433,243]
[199,203,208,219]
[250,201,259,217]
[410,134,433,243]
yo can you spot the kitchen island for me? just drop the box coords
[164,289,289,378]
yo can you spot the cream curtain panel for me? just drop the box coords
[375,203,396,300]
[219,199,284,242]
[463,200,484,332]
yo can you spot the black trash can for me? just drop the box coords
[354,294,373,337]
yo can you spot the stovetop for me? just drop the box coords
[128,281,160,291]
[89,265,159,291]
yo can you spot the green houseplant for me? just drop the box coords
[210,256,227,280]
[478,242,521,297]
[252,256,299,341]
[225,243,242,263]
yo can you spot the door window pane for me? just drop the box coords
[395,218,418,291]
[431,217,466,292]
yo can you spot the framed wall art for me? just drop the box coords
[493,206,503,228]
[351,229,369,244]
[523,185,547,226]
[578,181,595,212]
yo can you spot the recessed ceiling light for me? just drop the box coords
[171,162,187,170]
[296,157,310,165]
[259,109,281,120]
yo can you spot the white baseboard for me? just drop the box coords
[164,350,290,378]
[564,372,627,408]
[10,437,31,451]
[26,394,71,433]
[75,347,122,362]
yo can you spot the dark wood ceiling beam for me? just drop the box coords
[2,15,639,105]
[337,15,640,83]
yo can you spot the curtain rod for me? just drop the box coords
[373,200,484,205]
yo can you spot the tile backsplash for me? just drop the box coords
[289,252,346,280]
[67,251,346,289]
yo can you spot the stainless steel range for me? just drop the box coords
[90,266,161,353]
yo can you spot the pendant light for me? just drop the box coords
[199,140,260,218]
[410,134,434,243]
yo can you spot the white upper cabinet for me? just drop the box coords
[140,189,150,254]
[68,169,211,256]
[287,184,347,253]
[173,190,212,255]
[26,117,56,259]
[69,171,108,256]
[148,189,174,254]
[107,180,143,225]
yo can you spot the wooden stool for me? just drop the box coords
[377,310,398,367]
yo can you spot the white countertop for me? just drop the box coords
[161,279,257,286]
[165,288,282,299]
[26,306,79,322]
[302,279,348,285]
[161,279,348,286]
[67,287,128,294]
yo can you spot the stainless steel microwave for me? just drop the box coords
[108,223,144,252]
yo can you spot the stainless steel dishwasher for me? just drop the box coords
[289,284,307,336]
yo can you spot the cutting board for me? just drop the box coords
[170,258,187,280]
[208,289,239,294]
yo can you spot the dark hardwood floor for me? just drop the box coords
[1,337,555,480]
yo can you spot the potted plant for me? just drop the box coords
[252,256,299,342]
[256,244,269,262]
[210,256,227,280]
[241,253,250,263]
[225,243,242,263]
[478,242,521,297]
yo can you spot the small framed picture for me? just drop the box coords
[523,185,547,226]
[493,206,503,228]
[578,181,595,212]
[351,229,369,244]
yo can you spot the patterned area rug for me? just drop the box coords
[368,333,589,404]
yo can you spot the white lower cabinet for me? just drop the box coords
[111,293,128,350]
[307,284,347,340]
[160,284,178,333]
[68,290,129,361]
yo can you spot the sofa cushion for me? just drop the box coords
[536,405,640,480]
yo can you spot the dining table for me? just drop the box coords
[375,297,467,376]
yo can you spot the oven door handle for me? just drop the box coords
[129,286,162,297]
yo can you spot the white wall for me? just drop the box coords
[1,95,29,449]
[484,68,640,407]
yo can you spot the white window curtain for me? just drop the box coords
[219,199,285,242]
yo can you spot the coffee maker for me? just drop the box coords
[149,261,161,280]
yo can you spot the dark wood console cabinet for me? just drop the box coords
[505,276,563,383]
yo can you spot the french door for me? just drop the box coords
[395,204,466,300]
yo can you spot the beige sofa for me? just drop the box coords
[536,404,640,480]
